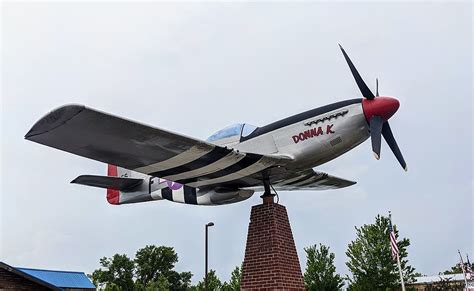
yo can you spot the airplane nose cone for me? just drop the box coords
[362,96,400,122]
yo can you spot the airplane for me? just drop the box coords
[25,45,406,206]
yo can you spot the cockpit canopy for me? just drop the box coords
[207,123,258,145]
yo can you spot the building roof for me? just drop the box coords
[414,273,466,284]
[17,267,95,289]
[0,261,61,290]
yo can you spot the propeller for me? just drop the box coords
[339,44,375,100]
[370,116,383,160]
[376,78,379,97]
[339,44,407,171]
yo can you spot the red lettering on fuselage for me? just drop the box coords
[303,130,311,139]
[316,127,324,136]
[291,124,335,144]
[326,124,335,134]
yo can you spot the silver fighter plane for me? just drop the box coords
[25,45,406,206]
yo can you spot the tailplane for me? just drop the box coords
[71,165,254,206]
[71,164,163,205]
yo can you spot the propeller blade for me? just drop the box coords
[382,121,407,171]
[339,44,375,100]
[370,116,383,160]
[376,78,379,97]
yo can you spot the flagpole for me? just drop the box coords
[467,254,473,281]
[389,211,406,291]
[458,250,468,288]
[396,251,406,291]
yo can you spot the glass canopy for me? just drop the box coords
[207,123,258,142]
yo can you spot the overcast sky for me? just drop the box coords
[1,1,472,284]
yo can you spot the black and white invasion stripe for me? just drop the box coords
[161,186,198,205]
[135,144,279,189]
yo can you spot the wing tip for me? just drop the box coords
[345,180,357,187]
[337,179,357,188]
[70,176,83,184]
[25,104,85,139]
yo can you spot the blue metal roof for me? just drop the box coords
[18,267,95,289]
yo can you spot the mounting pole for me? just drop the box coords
[260,171,275,204]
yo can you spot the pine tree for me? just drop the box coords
[304,243,344,291]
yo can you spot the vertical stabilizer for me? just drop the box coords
[107,164,120,204]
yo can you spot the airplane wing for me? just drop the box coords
[271,169,356,190]
[25,104,290,188]
[240,168,355,192]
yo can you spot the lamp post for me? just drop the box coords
[205,222,214,291]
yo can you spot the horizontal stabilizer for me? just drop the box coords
[71,175,143,191]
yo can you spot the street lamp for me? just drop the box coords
[205,222,214,291]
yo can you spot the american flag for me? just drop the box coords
[389,217,399,260]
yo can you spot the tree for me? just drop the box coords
[195,270,222,291]
[134,274,170,291]
[166,270,193,290]
[90,245,193,290]
[221,282,232,291]
[228,266,241,290]
[90,254,135,290]
[145,275,170,290]
[134,245,178,285]
[304,243,344,291]
[133,245,192,290]
[346,215,415,290]
[221,266,242,291]
[104,282,120,291]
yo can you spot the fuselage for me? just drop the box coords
[213,98,370,170]
[112,99,372,205]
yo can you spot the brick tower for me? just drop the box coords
[241,196,305,290]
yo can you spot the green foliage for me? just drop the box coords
[91,254,135,290]
[90,245,193,290]
[303,243,344,291]
[220,266,241,291]
[104,282,121,291]
[166,270,193,290]
[145,275,170,290]
[346,215,415,290]
[221,282,232,291]
[134,245,178,285]
[196,270,222,291]
[228,266,241,290]
[413,272,423,277]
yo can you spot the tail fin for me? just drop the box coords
[107,164,120,204]
[103,164,159,205]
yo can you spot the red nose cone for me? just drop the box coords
[362,96,400,122]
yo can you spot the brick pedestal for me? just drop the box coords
[241,200,305,290]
